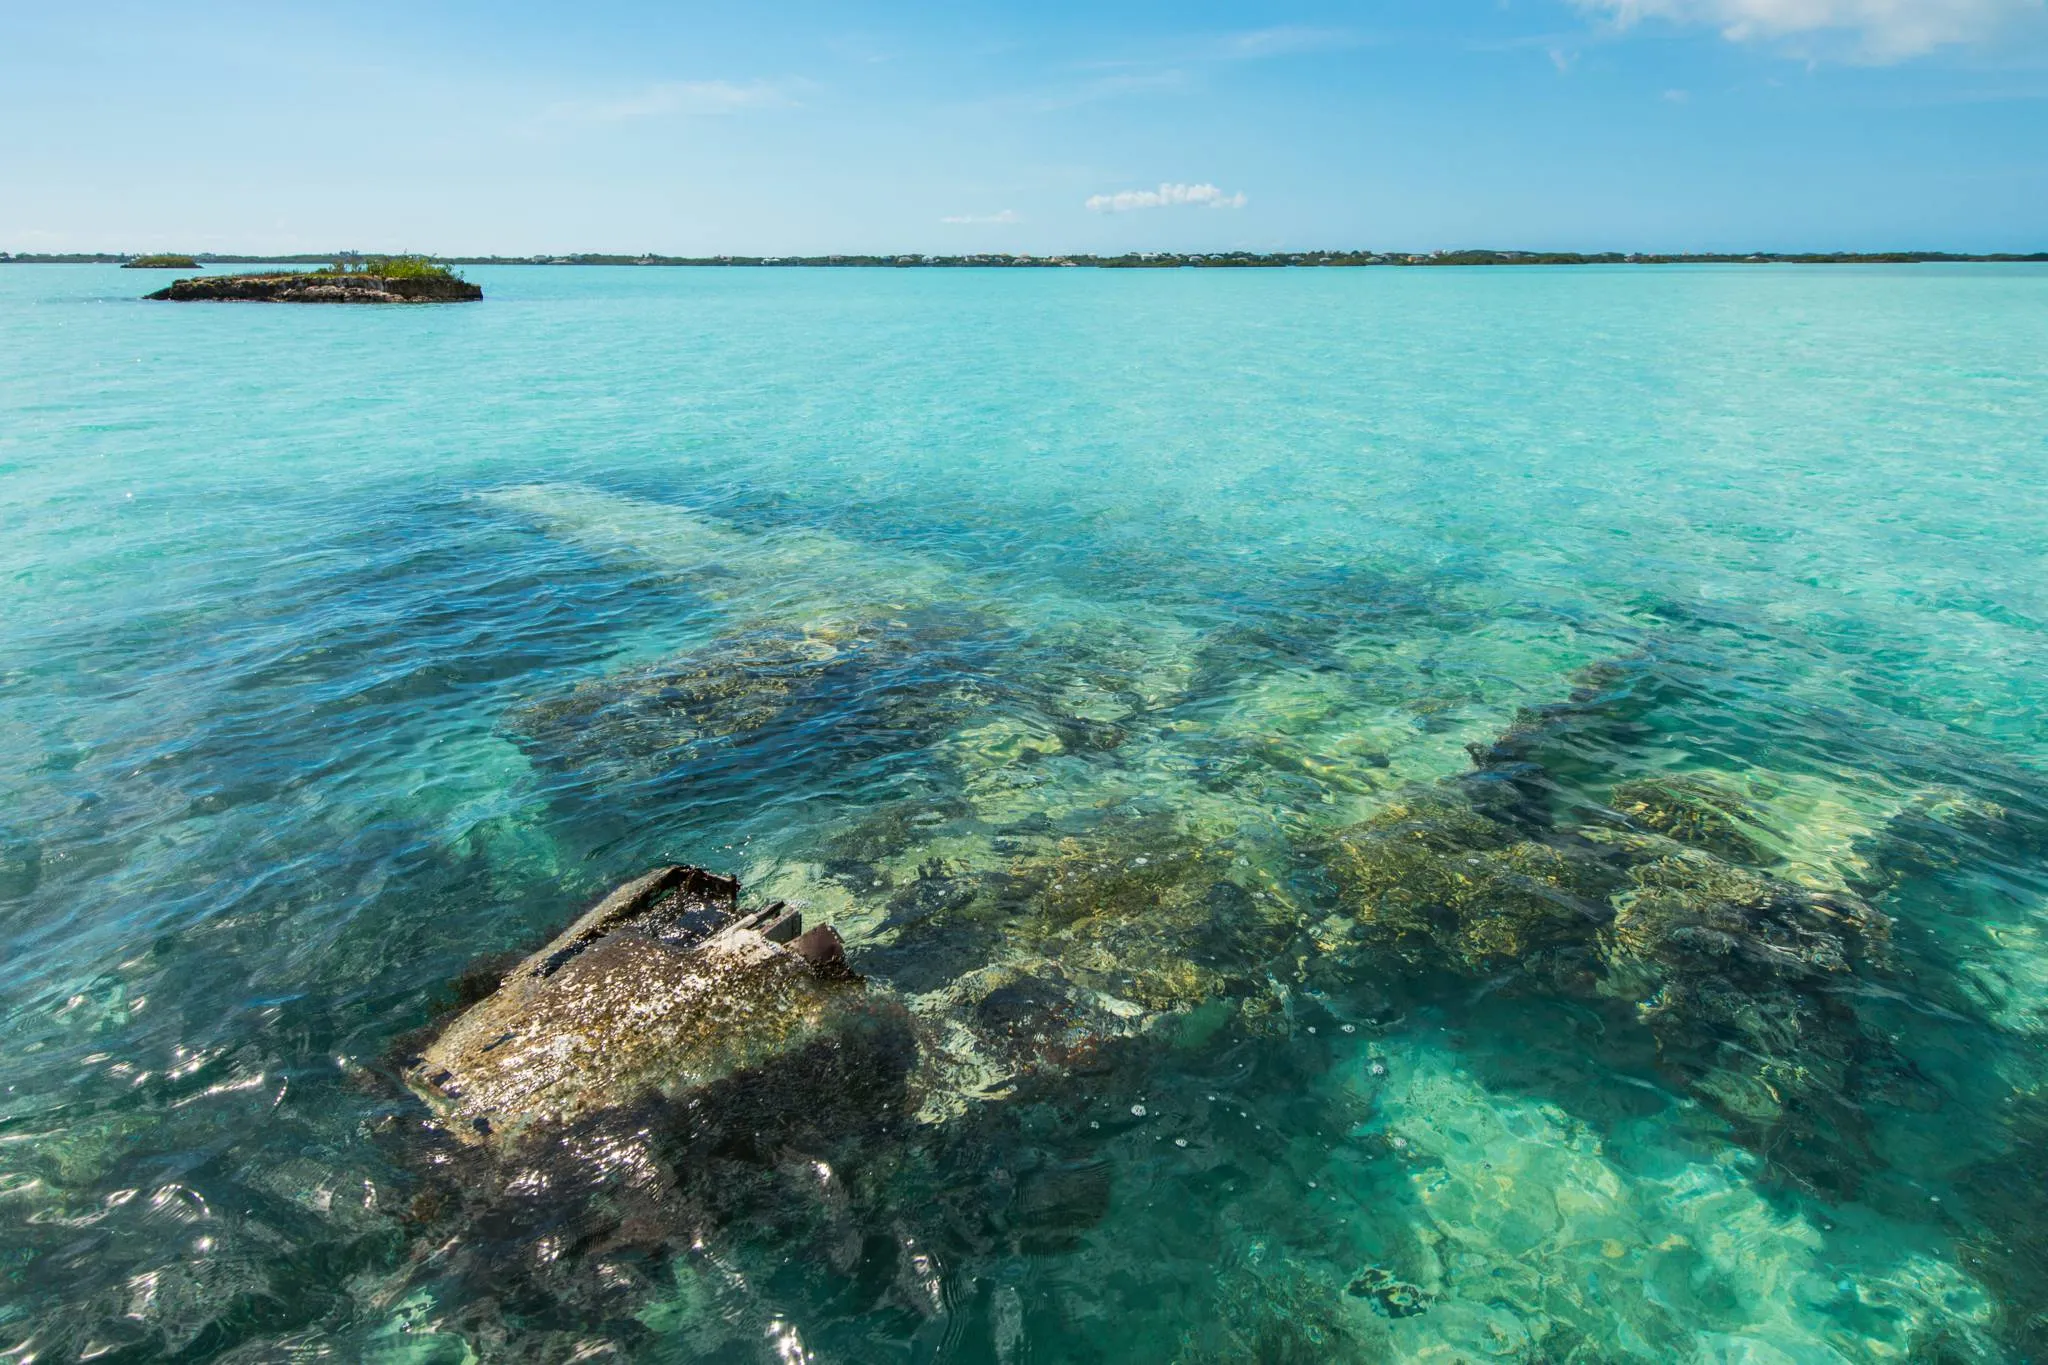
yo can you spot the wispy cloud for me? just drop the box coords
[1572,0,2043,60]
[541,79,799,126]
[941,209,1022,225]
[1014,69,1192,112]
[1008,25,1360,113]
[1086,183,1248,212]
[1211,26,1361,59]
[825,33,897,65]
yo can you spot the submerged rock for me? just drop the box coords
[1855,785,2048,891]
[1604,850,1887,988]
[1610,774,1770,864]
[1327,789,1619,980]
[406,865,873,1146]
[147,271,481,303]
[1601,847,1892,1134]
[504,615,999,799]
[1323,773,1905,1175]
[870,818,1294,1027]
[1008,828,1278,1012]
[1347,1265,1433,1319]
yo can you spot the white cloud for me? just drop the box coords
[1573,0,2042,59]
[941,210,1022,225]
[542,79,796,125]
[1085,183,1248,213]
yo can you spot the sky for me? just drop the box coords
[2,0,2044,254]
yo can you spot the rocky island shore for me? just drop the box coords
[147,256,480,303]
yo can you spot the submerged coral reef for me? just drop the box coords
[1323,740,1911,1183]
[355,582,2048,1362]
[26,475,2046,1362]
[409,480,2044,1353]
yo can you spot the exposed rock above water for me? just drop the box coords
[406,865,876,1147]
[392,867,920,1345]
[147,270,481,303]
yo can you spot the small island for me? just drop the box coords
[147,256,481,303]
[123,254,200,269]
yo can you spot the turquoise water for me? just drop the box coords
[3,262,2047,1362]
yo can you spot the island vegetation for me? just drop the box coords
[121,254,199,269]
[310,253,466,282]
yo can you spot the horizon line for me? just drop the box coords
[8,248,2048,268]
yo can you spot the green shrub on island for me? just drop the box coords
[123,254,200,269]
[313,255,463,282]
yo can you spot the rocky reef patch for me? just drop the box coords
[318,515,2048,1360]
[1318,726,1914,1186]
[148,270,481,303]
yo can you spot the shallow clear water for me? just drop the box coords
[3,262,2047,1363]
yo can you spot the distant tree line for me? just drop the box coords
[8,249,2047,268]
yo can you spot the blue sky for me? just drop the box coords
[3,0,2044,253]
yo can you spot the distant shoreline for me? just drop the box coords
[5,249,2046,269]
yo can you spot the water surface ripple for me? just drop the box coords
[3,264,2047,1362]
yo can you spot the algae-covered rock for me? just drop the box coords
[1466,654,1665,786]
[510,628,850,763]
[1326,790,1618,976]
[1600,849,1893,1134]
[966,820,1289,1014]
[1324,774,1907,1172]
[387,867,925,1355]
[147,269,481,303]
[1610,775,1770,864]
[405,865,877,1145]
[1347,1265,1433,1319]
[505,616,996,794]
[1606,851,1887,986]
[1856,786,2048,890]
[847,815,1300,1112]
